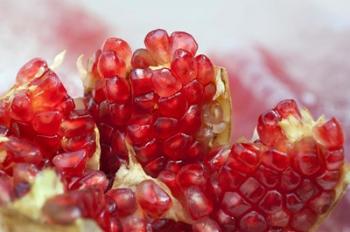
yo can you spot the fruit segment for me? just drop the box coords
[81,29,231,178]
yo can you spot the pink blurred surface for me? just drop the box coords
[0,0,349,230]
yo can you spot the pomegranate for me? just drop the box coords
[0,30,347,232]
[78,29,231,178]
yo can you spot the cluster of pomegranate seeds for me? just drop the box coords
[0,58,98,190]
[163,99,343,232]
[84,29,228,178]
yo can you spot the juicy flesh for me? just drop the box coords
[84,29,228,178]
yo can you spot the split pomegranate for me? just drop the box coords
[80,29,231,178]
[0,30,347,232]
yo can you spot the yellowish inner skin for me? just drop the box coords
[278,108,325,144]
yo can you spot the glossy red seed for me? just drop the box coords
[290,208,316,232]
[127,119,153,145]
[213,209,236,232]
[61,135,95,155]
[192,218,221,232]
[134,138,158,163]
[143,156,166,177]
[218,167,246,192]
[274,99,301,119]
[163,133,192,160]
[12,163,38,184]
[107,188,136,216]
[228,144,260,174]
[239,177,266,203]
[296,179,319,202]
[205,146,231,171]
[240,211,267,232]
[152,68,182,97]
[69,170,109,192]
[134,92,158,112]
[52,150,87,176]
[186,141,205,161]
[4,137,42,165]
[195,55,215,85]
[10,91,33,122]
[121,215,150,232]
[184,186,213,219]
[325,149,344,170]
[102,37,132,63]
[144,29,170,64]
[286,193,303,212]
[105,77,130,103]
[154,117,178,140]
[97,51,126,78]
[280,168,301,191]
[262,149,289,171]
[16,58,48,85]
[131,48,156,68]
[136,180,172,217]
[32,111,62,135]
[158,92,188,119]
[176,164,206,190]
[221,192,251,217]
[158,170,179,196]
[255,165,279,188]
[259,190,282,213]
[180,105,201,134]
[316,170,340,190]
[314,118,344,149]
[171,49,197,84]
[60,115,95,138]
[182,80,204,105]
[294,152,321,176]
[202,83,217,102]
[30,71,67,110]
[257,110,283,146]
[130,68,154,96]
[170,31,198,57]
[109,103,132,127]
[309,191,335,214]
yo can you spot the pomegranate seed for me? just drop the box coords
[144,29,170,64]
[274,99,301,119]
[286,193,303,212]
[182,80,204,105]
[221,191,251,217]
[262,149,289,172]
[170,31,198,57]
[296,179,319,202]
[309,191,335,214]
[324,149,344,170]
[4,137,42,165]
[97,51,126,78]
[314,118,344,149]
[180,105,201,134]
[69,170,109,192]
[255,165,279,188]
[134,92,158,112]
[32,111,62,135]
[195,55,215,85]
[316,170,340,190]
[105,77,130,103]
[121,215,151,232]
[136,180,172,217]
[213,209,236,232]
[143,156,166,177]
[10,91,33,122]
[257,110,283,146]
[280,168,301,191]
[102,37,132,63]
[130,68,154,96]
[290,208,316,232]
[154,117,178,140]
[192,217,221,232]
[294,151,321,176]
[259,190,282,213]
[202,83,217,102]
[152,68,182,97]
[134,138,159,163]
[109,103,132,126]
[52,150,87,176]
[131,48,156,68]
[107,188,137,216]
[176,164,207,190]
[163,133,192,160]
[171,49,197,84]
[158,92,188,118]
[239,177,266,203]
[12,163,38,184]
[16,58,48,85]
[239,211,267,232]
[184,186,213,219]
[158,170,179,196]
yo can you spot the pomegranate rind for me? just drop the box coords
[211,66,231,147]
[0,169,102,232]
